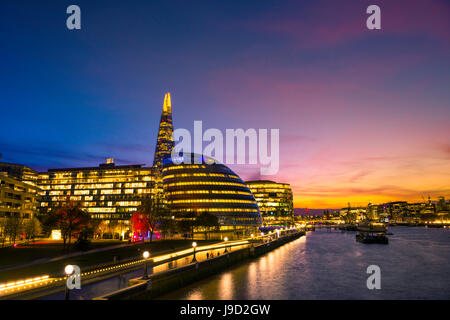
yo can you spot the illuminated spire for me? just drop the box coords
[163,92,171,113]
[153,92,174,168]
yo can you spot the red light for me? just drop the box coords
[13,243,18,248]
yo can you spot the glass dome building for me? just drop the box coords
[162,154,262,239]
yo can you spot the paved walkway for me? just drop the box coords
[0,242,133,272]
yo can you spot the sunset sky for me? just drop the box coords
[1,0,449,208]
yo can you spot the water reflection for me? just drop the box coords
[160,228,450,300]
[39,243,250,300]
[218,273,233,300]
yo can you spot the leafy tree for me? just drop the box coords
[54,199,91,249]
[131,212,150,239]
[134,194,169,242]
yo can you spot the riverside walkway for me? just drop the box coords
[0,238,253,300]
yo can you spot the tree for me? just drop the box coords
[39,212,59,237]
[159,216,176,239]
[195,212,219,240]
[133,194,169,243]
[96,220,109,239]
[130,212,150,239]
[24,217,42,243]
[115,221,129,240]
[177,212,196,239]
[109,220,119,238]
[54,199,91,249]
[0,218,7,245]
[4,216,24,244]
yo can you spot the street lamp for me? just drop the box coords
[224,237,229,253]
[64,265,74,300]
[142,251,150,280]
[191,242,197,263]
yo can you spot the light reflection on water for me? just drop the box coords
[40,245,247,300]
[159,227,450,300]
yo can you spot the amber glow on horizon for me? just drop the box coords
[1,0,448,211]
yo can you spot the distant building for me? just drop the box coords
[436,196,448,213]
[339,205,367,223]
[0,172,40,221]
[163,154,262,239]
[246,180,294,228]
[0,162,38,186]
[37,92,175,222]
[37,159,160,222]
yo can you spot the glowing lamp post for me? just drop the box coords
[191,242,197,263]
[64,265,74,300]
[224,237,229,253]
[142,251,150,280]
[223,237,231,253]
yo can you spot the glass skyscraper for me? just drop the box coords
[153,92,174,169]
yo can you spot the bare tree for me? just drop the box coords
[5,215,23,244]
[24,217,42,243]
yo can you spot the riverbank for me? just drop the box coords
[0,239,217,283]
[95,231,305,300]
[158,226,450,300]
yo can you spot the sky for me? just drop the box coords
[1,0,449,208]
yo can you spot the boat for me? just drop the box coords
[338,224,358,231]
[356,232,389,244]
[355,221,389,244]
[357,222,387,232]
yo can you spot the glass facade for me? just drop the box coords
[0,162,38,186]
[162,154,262,238]
[37,160,161,221]
[0,173,39,220]
[246,180,294,228]
[153,92,174,169]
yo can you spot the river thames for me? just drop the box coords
[160,227,450,299]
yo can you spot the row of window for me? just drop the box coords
[167,190,252,196]
[248,184,291,189]
[164,173,240,180]
[86,207,137,213]
[171,207,259,213]
[163,165,206,171]
[169,199,256,204]
[167,181,248,188]
[38,176,154,184]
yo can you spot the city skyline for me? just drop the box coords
[1,0,449,208]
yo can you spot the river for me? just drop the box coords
[159,227,450,299]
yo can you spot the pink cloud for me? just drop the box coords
[236,0,450,49]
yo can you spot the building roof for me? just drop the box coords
[43,163,148,173]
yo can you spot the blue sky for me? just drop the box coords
[1,0,449,207]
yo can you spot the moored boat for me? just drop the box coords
[356,232,389,244]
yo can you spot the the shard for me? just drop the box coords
[153,92,174,168]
